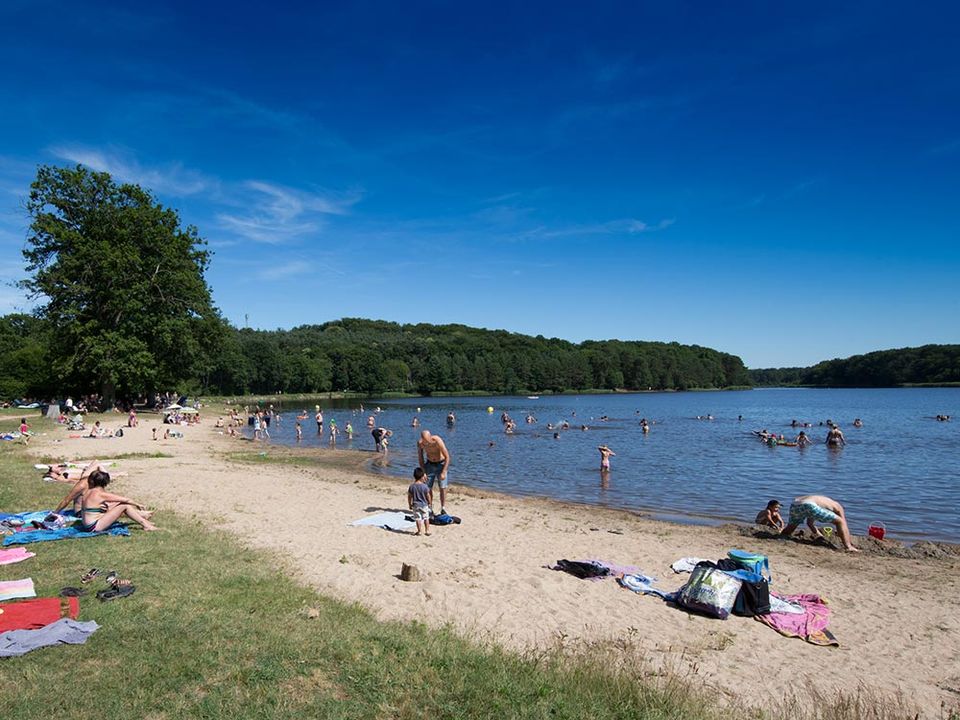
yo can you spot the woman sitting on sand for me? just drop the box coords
[78,469,158,532]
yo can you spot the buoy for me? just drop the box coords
[487,406,494,413]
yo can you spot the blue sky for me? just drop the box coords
[1,1,958,368]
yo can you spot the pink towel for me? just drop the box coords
[756,593,838,646]
[0,547,36,565]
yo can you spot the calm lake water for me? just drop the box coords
[241,388,960,543]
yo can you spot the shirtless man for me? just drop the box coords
[417,430,451,514]
[780,494,859,552]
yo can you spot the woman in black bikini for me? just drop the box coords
[79,470,158,532]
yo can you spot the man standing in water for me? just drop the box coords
[418,430,452,514]
[780,494,859,552]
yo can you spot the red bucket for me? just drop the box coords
[868,522,886,541]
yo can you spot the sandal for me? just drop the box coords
[81,568,101,584]
[104,572,133,588]
[96,584,136,601]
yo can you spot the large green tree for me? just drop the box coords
[22,164,223,399]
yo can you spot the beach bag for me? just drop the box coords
[115,428,123,437]
[429,513,461,526]
[677,562,742,619]
[731,571,771,617]
[727,549,770,582]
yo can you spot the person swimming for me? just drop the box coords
[826,425,845,447]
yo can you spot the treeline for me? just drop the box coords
[750,344,960,387]
[206,318,752,396]
[0,314,752,398]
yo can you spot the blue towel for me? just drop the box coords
[2,510,130,545]
[4,524,129,545]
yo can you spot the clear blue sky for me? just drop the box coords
[1,1,958,368]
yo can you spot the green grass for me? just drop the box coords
[0,441,734,720]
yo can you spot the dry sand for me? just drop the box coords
[28,417,960,716]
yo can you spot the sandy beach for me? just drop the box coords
[26,417,960,716]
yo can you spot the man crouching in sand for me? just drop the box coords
[780,495,859,552]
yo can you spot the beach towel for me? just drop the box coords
[755,593,838,646]
[0,548,35,566]
[617,573,676,601]
[671,557,710,573]
[0,597,80,633]
[0,579,36,602]
[3,523,129,546]
[0,618,99,658]
[349,511,416,532]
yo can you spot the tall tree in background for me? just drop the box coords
[21,164,223,400]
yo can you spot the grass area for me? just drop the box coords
[1,441,736,720]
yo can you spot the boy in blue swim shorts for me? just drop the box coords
[781,495,859,552]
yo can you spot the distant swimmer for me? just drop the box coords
[640,419,650,433]
[795,431,812,447]
[525,414,536,424]
[411,416,420,427]
[853,418,863,428]
[826,426,845,447]
[345,422,354,439]
[447,412,456,426]
[780,495,859,552]
[935,414,951,421]
[366,415,376,428]
[598,445,615,471]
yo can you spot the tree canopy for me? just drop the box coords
[750,345,960,387]
[205,319,752,396]
[21,164,222,399]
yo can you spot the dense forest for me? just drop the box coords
[1,314,753,399]
[750,345,960,387]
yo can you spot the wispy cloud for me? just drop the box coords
[525,217,675,240]
[216,180,362,244]
[257,259,312,280]
[48,144,215,196]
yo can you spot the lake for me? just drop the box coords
[237,388,959,543]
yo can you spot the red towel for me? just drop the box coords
[0,597,79,632]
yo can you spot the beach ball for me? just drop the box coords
[487,406,494,413]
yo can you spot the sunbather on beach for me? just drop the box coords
[780,494,858,552]
[78,469,158,532]
[52,460,109,514]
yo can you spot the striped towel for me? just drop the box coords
[0,578,36,602]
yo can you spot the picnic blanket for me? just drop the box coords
[0,548,35,566]
[349,511,416,532]
[0,579,36,602]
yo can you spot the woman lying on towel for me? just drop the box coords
[78,469,158,532]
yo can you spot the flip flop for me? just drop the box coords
[96,585,135,601]
[81,568,101,583]
[59,586,87,597]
